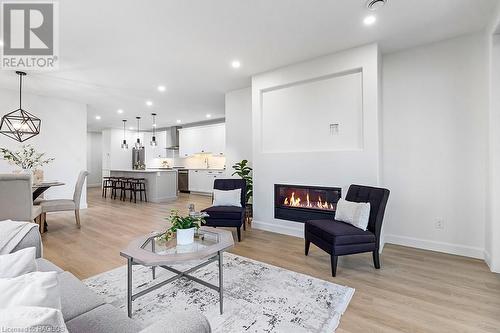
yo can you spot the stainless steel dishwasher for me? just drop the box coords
[178,169,189,193]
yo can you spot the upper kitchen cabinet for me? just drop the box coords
[179,123,225,157]
[144,130,167,163]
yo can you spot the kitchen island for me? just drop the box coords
[110,169,178,203]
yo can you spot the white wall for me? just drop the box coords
[382,33,489,259]
[0,89,88,207]
[86,132,102,187]
[487,28,500,272]
[225,87,252,176]
[102,129,143,172]
[252,44,381,237]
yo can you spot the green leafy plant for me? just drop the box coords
[0,144,54,170]
[166,209,206,233]
[232,159,252,203]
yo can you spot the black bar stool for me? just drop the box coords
[102,177,114,198]
[120,178,134,201]
[128,178,147,203]
[112,177,126,200]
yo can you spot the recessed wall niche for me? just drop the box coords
[260,70,363,153]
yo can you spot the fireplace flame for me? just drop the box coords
[283,192,335,211]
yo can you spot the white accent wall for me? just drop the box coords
[0,89,88,207]
[225,87,252,176]
[251,44,381,237]
[382,33,489,259]
[86,132,102,187]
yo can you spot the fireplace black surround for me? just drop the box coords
[274,184,341,222]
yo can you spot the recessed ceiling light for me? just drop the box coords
[146,100,153,106]
[95,115,101,120]
[364,15,376,26]
[117,109,124,114]
[157,85,166,92]
[129,126,134,130]
[206,114,211,118]
[176,119,181,124]
[231,60,241,69]
[0,40,4,47]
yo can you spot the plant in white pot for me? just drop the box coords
[0,144,54,183]
[167,209,206,245]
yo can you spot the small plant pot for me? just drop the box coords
[176,227,195,245]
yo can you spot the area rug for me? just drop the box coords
[84,253,354,333]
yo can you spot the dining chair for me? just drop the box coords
[37,171,89,228]
[0,174,43,231]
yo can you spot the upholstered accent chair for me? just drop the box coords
[38,171,89,228]
[305,184,390,277]
[201,179,247,242]
[0,174,43,230]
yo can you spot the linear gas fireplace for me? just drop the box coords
[274,184,341,222]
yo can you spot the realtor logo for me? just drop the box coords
[1,1,59,70]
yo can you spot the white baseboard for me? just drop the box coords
[384,234,484,259]
[484,250,492,269]
[252,220,303,238]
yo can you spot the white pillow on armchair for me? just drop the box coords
[335,198,371,231]
[212,189,242,207]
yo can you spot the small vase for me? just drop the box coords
[33,169,44,184]
[176,227,195,245]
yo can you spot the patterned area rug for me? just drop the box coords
[84,253,354,333]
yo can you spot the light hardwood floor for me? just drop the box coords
[41,187,500,333]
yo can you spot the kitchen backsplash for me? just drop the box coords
[149,154,226,169]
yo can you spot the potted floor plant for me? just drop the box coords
[232,159,253,219]
[167,209,206,245]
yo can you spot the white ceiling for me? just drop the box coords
[0,0,497,131]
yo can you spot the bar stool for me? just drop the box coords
[112,177,125,200]
[102,177,114,198]
[129,178,147,203]
[120,178,134,201]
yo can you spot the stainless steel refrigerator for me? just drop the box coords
[132,148,145,169]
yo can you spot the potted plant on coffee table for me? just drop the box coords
[167,209,206,245]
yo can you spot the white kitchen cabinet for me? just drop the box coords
[188,169,225,193]
[179,123,225,157]
[145,130,167,166]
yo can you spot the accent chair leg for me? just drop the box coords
[75,210,81,228]
[305,240,310,256]
[236,227,241,242]
[373,250,381,269]
[331,255,338,277]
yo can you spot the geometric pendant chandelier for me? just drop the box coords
[0,71,41,142]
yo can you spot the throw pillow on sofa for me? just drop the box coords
[0,306,68,333]
[335,198,371,230]
[0,247,37,278]
[212,189,242,207]
[0,271,61,310]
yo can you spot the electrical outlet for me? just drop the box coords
[435,219,444,230]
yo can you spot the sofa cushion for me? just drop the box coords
[66,304,142,333]
[58,271,105,321]
[202,206,244,220]
[306,220,376,245]
[36,258,64,273]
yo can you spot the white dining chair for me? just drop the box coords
[37,171,89,228]
[0,174,43,231]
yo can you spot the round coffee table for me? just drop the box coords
[120,226,234,317]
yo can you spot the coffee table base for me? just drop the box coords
[127,251,224,318]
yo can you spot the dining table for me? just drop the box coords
[32,181,65,201]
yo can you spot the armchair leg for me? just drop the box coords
[75,210,81,229]
[331,255,338,277]
[236,227,241,242]
[373,250,380,269]
[305,240,310,256]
